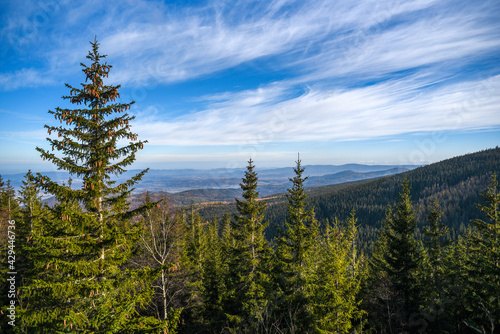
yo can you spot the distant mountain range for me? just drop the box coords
[2,164,417,200]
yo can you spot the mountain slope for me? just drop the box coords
[305,168,408,187]
[199,147,500,252]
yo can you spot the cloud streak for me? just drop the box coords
[132,73,500,145]
[1,0,499,159]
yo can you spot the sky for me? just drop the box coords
[0,0,499,174]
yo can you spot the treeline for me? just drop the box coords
[1,40,499,333]
[200,147,500,254]
[1,160,500,333]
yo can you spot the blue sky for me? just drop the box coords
[1,0,499,174]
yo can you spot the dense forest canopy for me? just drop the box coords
[200,147,500,252]
[1,41,499,334]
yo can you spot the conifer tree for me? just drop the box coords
[314,215,363,333]
[365,180,423,332]
[18,171,45,236]
[421,199,449,331]
[463,173,500,331]
[363,206,399,332]
[18,39,168,333]
[221,212,233,260]
[200,216,226,331]
[0,176,21,333]
[0,177,20,226]
[225,158,271,332]
[14,172,49,332]
[179,205,205,331]
[385,180,423,314]
[442,234,470,333]
[274,156,319,332]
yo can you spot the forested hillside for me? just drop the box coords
[200,147,500,252]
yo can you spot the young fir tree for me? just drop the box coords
[14,172,50,331]
[18,39,169,333]
[421,199,449,332]
[365,180,423,332]
[313,212,364,333]
[18,171,46,237]
[363,206,399,332]
[225,158,271,332]
[442,234,470,333]
[382,179,423,331]
[274,156,319,332]
[179,205,205,331]
[462,173,500,331]
[199,216,226,331]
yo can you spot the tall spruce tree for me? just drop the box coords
[274,155,319,332]
[385,180,423,330]
[18,39,169,333]
[179,205,205,331]
[225,158,271,332]
[363,206,399,332]
[365,179,423,332]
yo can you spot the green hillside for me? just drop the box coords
[199,147,500,252]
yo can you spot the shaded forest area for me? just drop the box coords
[1,40,499,333]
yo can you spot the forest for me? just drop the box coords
[0,40,499,334]
[199,147,500,254]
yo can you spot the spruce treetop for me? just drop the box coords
[19,38,168,333]
[36,37,148,217]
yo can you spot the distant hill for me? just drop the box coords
[305,168,408,187]
[2,163,416,197]
[128,188,242,208]
[198,147,500,253]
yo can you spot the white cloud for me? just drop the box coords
[132,74,500,145]
[295,9,500,84]
[2,0,499,90]
[0,68,56,90]
[2,0,499,150]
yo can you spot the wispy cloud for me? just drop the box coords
[132,73,500,145]
[2,0,499,89]
[1,0,499,148]
[0,68,56,90]
[299,12,500,84]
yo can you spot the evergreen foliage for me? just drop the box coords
[17,39,169,333]
[365,180,424,332]
[199,216,226,331]
[420,199,449,332]
[312,213,365,333]
[178,206,205,331]
[0,176,21,333]
[225,158,271,332]
[462,173,500,331]
[199,147,500,253]
[274,156,319,332]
